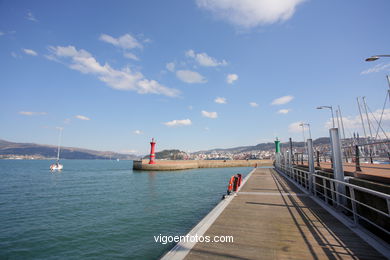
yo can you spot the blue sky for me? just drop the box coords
[1,0,390,155]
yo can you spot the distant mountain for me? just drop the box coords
[193,137,330,154]
[0,139,139,160]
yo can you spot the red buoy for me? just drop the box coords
[227,176,235,194]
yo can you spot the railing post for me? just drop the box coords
[307,139,315,193]
[349,187,359,225]
[355,145,362,172]
[323,178,328,204]
[330,128,346,207]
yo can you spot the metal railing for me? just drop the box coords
[275,161,390,239]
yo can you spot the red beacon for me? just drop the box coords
[149,138,156,164]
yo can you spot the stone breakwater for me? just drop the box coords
[132,159,273,171]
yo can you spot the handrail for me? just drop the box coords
[275,161,390,239]
[313,173,390,200]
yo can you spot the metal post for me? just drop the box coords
[330,128,345,206]
[349,187,359,225]
[307,139,315,193]
[316,150,320,167]
[355,145,362,172]
[338,105,346,141]
[357,97,368,139]
[330,106,335,129]
[289,138,294,164]
[284,151,288,170]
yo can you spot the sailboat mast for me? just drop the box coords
[362,97,374,141]
[357,97,367,141]
[338,105,346,141]
[57,128,63,161]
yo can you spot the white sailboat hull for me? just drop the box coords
[50,164,63,171]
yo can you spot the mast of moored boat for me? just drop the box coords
[56,127,63,162]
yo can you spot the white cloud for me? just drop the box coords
[166,62,175,72]
[47,45,179,97]
[288,121,302,133]
[215,97,227,104]
[202,110,218,119]
[361,63,390,75]
[226,73,238,84]
[186,49,227,67]
[133,130,143,135]
[75,115,90,121]
[164,119,192,127]
[0,31,4,36]
[196,0,305,28]
[19,111,47,116]
[278,109,290,114]
[23,49,38,56]
[124,52,139,61]
[100,33,142,50]
[249,102,258,107]
[176,70,207,83]
[271,95,294,105]
[26,11,37,22]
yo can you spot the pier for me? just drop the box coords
[162,167,389,259]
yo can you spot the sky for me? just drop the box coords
[1,0,390,155]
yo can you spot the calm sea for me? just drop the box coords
[0,160,252,259]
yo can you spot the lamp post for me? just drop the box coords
[317,106,335,128]
[365,55,390,62]
[300,123,312,140]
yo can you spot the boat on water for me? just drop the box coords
[50,128,63,172]
[50,162,63,171]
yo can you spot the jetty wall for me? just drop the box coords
[132,159,273,171]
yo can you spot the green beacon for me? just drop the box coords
[274,138,280,153]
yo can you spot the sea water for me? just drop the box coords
[0,160,251,259]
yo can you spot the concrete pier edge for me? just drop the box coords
[160,168,257,260]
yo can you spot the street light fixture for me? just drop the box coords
[365,55,390,62]
[317,106,335,128]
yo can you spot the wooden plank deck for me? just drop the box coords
[184,168,387,260]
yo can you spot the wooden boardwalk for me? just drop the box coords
[184,168,387,260]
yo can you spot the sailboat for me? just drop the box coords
[50,127,63,171]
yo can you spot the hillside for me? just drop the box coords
[193,137,331,154]
[143,149,187,160]
[0,139,138,160]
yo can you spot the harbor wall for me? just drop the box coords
[132,159,273,171]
